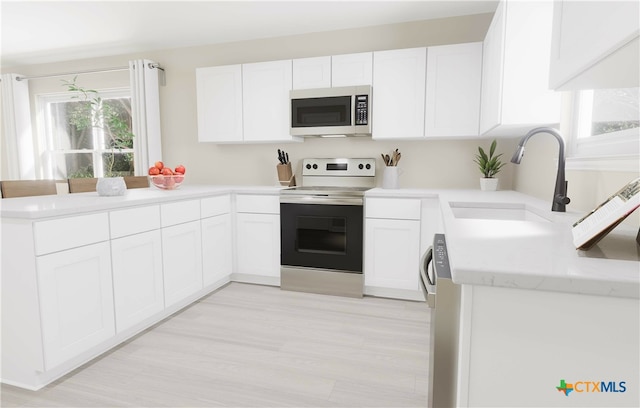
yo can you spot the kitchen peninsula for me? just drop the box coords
[2,186,639,408]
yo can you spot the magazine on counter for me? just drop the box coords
[572,178,640,250]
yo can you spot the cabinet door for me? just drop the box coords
[332,52,373,87]
[292,56,331,89]
[235,213,280,277]
[480,0,561,136]
[426,42,482,138]
[36,242,115,370]
[242,60,293,142]
[549,0,639,89]
[196,65,243,142]
[364,218,420,291]
[162,221,203,308]
[479,1,505,135]
[201,213,232,287]
[111,230,164,333]
[372,48,427,139]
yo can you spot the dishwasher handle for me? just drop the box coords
[420,247,435,286]
[420,247,437,308]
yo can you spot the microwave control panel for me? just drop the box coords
[355,94,369,125]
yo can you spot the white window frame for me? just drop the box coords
[566,90,640,172]
[36,87,134,179]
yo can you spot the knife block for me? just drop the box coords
[277,163,296,187]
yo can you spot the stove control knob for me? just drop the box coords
[358,164,364,170]
[365,163,371,170]
[312,164,318,170]
[305,163,312,170]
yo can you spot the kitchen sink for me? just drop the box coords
[449,202,551,222]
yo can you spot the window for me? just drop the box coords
[38,88,135,179]
[568,87,639,171]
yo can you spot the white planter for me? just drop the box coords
[96,177,127,196]
[480,178,499,191]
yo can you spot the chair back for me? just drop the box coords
[68,178,98,193]
[124,176,149,189]
[0,180,58,198]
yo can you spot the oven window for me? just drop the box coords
[296,216,347,255]
[291,96,351,128]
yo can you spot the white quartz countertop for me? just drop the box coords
[0,185,282,219]
[367,188,639,299]
[2,185,638,298]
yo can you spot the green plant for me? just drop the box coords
[62,77,135,177]
[474,139,506,178]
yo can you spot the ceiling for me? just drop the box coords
[1,1,498,67]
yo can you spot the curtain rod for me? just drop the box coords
[14,62,163,82]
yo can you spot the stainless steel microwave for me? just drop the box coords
[290,85,372,137]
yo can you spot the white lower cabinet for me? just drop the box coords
[364,197,422,300]
[235,212,280,279]
[36,242,115,370]
[201,213,233,286]
[162,221,203,308]
[111,230,164,333]
[364,218,421,292]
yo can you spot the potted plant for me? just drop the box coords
[63,77,134,196]
[474,139,505,191]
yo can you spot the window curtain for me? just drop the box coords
[129,60,162,175]
[1,74,35,179]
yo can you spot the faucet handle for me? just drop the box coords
[555,195,571,205]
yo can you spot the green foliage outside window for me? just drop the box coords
[62,77,135,177]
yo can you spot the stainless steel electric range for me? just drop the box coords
[280,158,376,298]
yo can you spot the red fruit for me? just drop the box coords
[174,175,184,183]
[161,167,173,176]
[152,175,164,186]
[174,165,186,174]
[148,166,160,176]
[163,177,176,188]
[154,161,164,170]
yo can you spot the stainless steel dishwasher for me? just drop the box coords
[420,234,461,408]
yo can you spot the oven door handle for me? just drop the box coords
[280,196,364,206]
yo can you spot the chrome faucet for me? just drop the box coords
[511,127,571,212]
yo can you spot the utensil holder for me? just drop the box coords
[277,163,296,187]
[382,167,401,189]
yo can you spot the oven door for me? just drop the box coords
[280,202,363,273]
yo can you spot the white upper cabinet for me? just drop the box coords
[549,0,640,90]
[479,0,561,137]
[292,56,331,89]
[242,60,296,142]
[331,52,373,87]
[373,47,427,140]
[425,42,482,138]
[196,65,243,142]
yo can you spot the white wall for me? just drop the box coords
[3,14,516,190]
[2,11,637,225]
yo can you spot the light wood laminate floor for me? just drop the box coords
[1,283,431,407]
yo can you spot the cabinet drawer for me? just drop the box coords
[365,198,421,220]
[235,194,279,214]
[110,205,160,239]
[201,195,231,218]
[34,213,110,256]
[160,200,201,227]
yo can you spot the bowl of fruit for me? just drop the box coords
[148,162,186,190]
